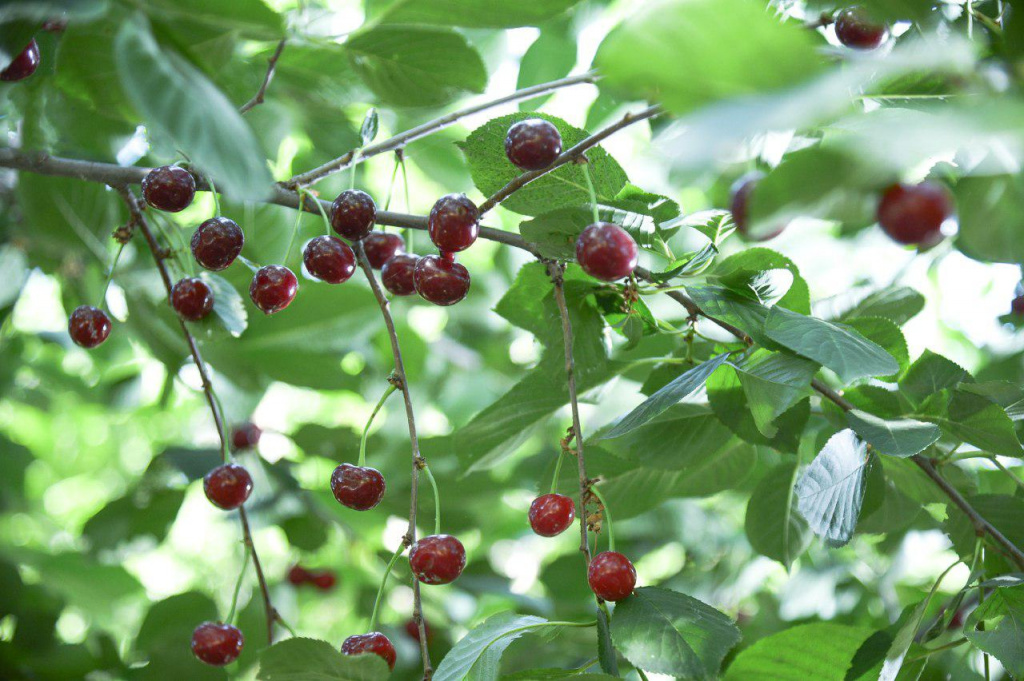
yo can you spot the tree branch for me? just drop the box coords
[239,38,287,115]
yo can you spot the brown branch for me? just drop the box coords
[239,38,287,115]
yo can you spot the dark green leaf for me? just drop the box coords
[724,623,874,681]
[377,0,581,28]
[516,27,576,111]
[965,584,1024,679]
[923,390,1023,458]
[745,462,811,568]
[257,637,390,681]
[846,410,940,459]
[900,350,970,404]
[433,612,548,681]
[732,350,817,439]
[839,287,926,327]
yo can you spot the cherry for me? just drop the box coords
[231,422,261,451]
[409,534,466,585]
[505,119,562,170]
[877,181,953,246]
[142,166,196,213]
[341,632,396,670]
[587,551,636,602]
[1012,295,1024,317]
[834,7,888,50]
[363,232,406,269]
[414,255,470,306]
[68,305,111,349]
[331,189,376,241]
[0,40,40,82]
[310,571,337,591]
[250,265,298,315]
[191,217,244,271]
[428,194,479,253]
[730,173,785,241]
[404,619,433,644]
[203,463,253,510]
[287,565,311,586]
[382,254,419,296]
[170,277,214,321]
[191,622,243,667]
[330,463,386,511]
[528,494,576,537]
[303,236,356,284]
[575,223,638,282]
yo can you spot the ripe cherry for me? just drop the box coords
[303,236,356,284]
[414,254,470,306]
[203,463,253,510]
[310,571,337,591]
[877,181,953,246]
[363,232,405,269]
[331,189,376,241]
[287,565,311,586]
[171,277,214,321]
[341,632,396,670]
[576,223,638,281]
[250,265,298,315]
[382,254,419,296]
[409,534,466,585]
[587,551,636,602]
[834,7,888,50]
[191,622,243,667]
[1012,295,1024,317]
[730,173,785,241]
[529,494,576,537]
[0,39,40,82]
[191,217,244,271]
[404,619,433,644]
[142,166,196,213]
[231,422,261,451]
[330,463,386,511]
[428,194,479,253]
[505,119,562,170]
[68,305,111,349]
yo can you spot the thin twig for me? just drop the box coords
[239,39,287,115]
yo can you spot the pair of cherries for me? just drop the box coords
[287,564,337,591]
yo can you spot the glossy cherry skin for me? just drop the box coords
[0,39,40,82]
[428,194,479,253]
[877,182,953,246]
[250,265,298,315]
[505,118,562,170]
[382,254,419,296]
[330,463,386,511]
[341,632,396,670]
[363,232,405,269]
[1013,295,1024,317]
[576,223,638,282]
[287,565,311,585]
[303,236,356,284]
[729,173,786,241]
[404,619,433,643]
[171,277,214,321]
[529,494,576,537]
[142,166,196,212]
[310,571,337,591]
[191,217,244,271]
[231,422,261,451]
[414,255,470,306]
[834,7,888,50]
[203,463,253,510]
[587,551,636,602]
[331,189,376,241]
[409,534,466,585]
[68,305,111,349]
[191,622,244,667]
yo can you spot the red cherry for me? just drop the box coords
[729,173,785,241]
[428,194,479,253]
[409,534,466,585]
[249,265,298,315]
[142,166,196,213]
[203,463,253,510]
[303,236,356,284]
[877,182,953,246]
[341,632,396,670]
[330,463,386,511]
[575,223,638,282]
[363,232,406,269]
[834,7,888,50]
[68,305,111,349]
[331,190,376,241]
[414,255,470,306]
[310,571,337,591]
[0,39,40,82]
[191,217,244,271]
[505,119,562,170]
[1012,295,1024,317]
[231,422,261,451]
[528,494,576,537]
[287,565,311,586]
[191,622,243,667]
[382,254,419,296]
[171,277,214,321]
[587,551,636,602]
[404,618,433,643]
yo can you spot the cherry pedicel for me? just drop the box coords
[191,217,244,271]
[142,166,196,213]
[729,172,785,241]
[0,39,40,82]
[575,223,638,282]
[341,632,396,670]
[529,494,576,537]
[250,265,298,314]
[414,254,470,306]
[68,305,111,349]
[409,534,466,585]
[382,254,419,296]
[171,277,214,322]
[330,463,386,511]
[428,194,479,253]
[303,236,356,284]
[191,622,244,667]
[231,422,262,451]
[587,551,636,602]
[505,118,562,170]
[203,463,253,510]
[877,181,953,246]
[331,189,376,241]
[363,232,406,269]
[834,7,888,50]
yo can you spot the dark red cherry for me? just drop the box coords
[310,571,337,591]
[191,217,244,271]
[191,622,243,667]
[171,277,214,321]
[575,223,638,282]
[409,534,466,585]
[142,166,196,213]
[404,619,433,643]
[529,494,576,537]
[330,463,386,511]
[1012,295,1024,317]
[203,463,253,510]
[363,232,405,269]
[303,236,356,284]
[730,173,785,241]
[0,39,40,82]
[877,182,953,246]
[382,254,419,296]
[341,632,396,670]
[331,189,376,241]
[231,422,261,451]
[287,565,311,586]
[68,305,111,349]
[505,119,562,170]
[414,255,470,306]
[834,7,888,50]
[587,551,636,602]
[249,265,297,314]
[428,194,479,253]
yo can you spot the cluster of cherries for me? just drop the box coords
[287,564,337,591]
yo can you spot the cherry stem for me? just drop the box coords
[383,155,402,212]
[421,462,441,536]
[300,187,332,236]
[225,543,251,624]
[400,155,412,252]
[208,177,221,217]
[549,449,565,495]
[581,163,600,224]
[211,390,232,463]
[359,383,398,468]
[369,542,405,632]
[237,255,261,274]
[589,484,615,553]
[349,152,359,190]
[97,242,126,310]
[284,201,304,264]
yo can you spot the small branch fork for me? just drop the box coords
[239,39,287,115]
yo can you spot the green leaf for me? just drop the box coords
[611,587,740,679]
[923,390,1023,458]
[0,245,29,313]
[724,623,875,681]
[795,429,871,547]
[138,0,283,40]
[879,594,944,681]
[135,592,224,680]
[900,350,970,404]
[376,0,581,28]
[711,247,810,314]
[805,0,937,21]
[965,584,1024,679]
[518,208,591,260]
[685,285,772,347]
[845,410,940,459]
[607,404,734,470]
[839,287,926,327]
[843,316,909,379]
[943,494,1024,561]
[257,637,390,681]
[516,27,576,111]
[360,108,379,146]
[744,462,811,568]
[596,604,618,676]
[201,272,247,337]
[433,612,548,681]
[732,350,817,439]
[707,363,809,451]
[82,487,185,551]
